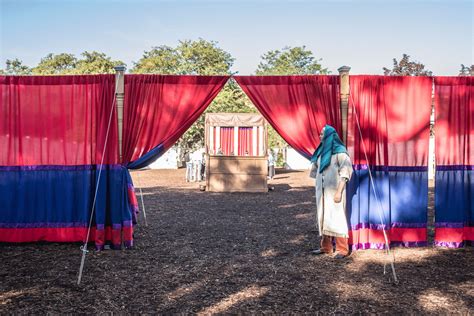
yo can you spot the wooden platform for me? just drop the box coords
[206,155,268,192]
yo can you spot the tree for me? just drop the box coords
[132,39,254,151]
[132,39,233,75]
[31,51,124,75]
[0,58,32,75]
[73,51,124,74]
[256,46,329,75]
[130,45,179,74]
[256,46,329,149]
[459,64,474,76]
[32,53,77,75]
[383,54,433,76]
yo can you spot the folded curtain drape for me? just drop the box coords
[123,75,229,169]
[235,75,341,158]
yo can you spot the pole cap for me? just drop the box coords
[337,66,351,73]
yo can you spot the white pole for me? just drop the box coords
[216,127,221,152]
[234,126,239,155]
[259,126,264,156]
[252,126,258,155]
[209,126,214,154]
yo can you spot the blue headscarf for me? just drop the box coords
[310,125,347,173]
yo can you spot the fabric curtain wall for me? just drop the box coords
[220,127,234,155]
[0,75,135,249]
[235,76,341,158]
[0,75,118,165]
[238,127,253,155]
[347,75,432,250]
[123,75,229,169]
[434,77,474,247]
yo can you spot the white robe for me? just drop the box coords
[310,153,353,238]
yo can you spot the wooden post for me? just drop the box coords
[114,65,126,162]
[338,65,351,144]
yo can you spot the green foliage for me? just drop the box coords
[0,58,32,75]
[256,46,329,75]
[459,64,474,76]
[31,51,124,75]
[132,39,254,151]
[32,53,77,74]
[383,54,433,76]
[131,45,180,74]
[255,46,329,149]
[73,51,124,74]
[131,39,233,75]
[275,150,285,167]
[180,79,257,150]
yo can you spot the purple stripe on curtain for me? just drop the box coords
[435,222,467,228]
[352,241,428,250]
[0,165,123,171]
[434,241,466,248]
[353,165,428,172]
[436,165,474,171]
[0,222,89,228]
[351,222,427,230]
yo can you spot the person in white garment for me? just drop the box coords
[267,149,275,179]
[310,125,353,259]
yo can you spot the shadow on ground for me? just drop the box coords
[0,169,472,313]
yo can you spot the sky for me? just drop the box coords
[1,0,472,75]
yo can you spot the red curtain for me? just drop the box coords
[235,76,340,158]
[238,127,253,155]
[0,75,117,166]
[435,77,474,166]
[220,127,234,155]
[0,75,134,248]
[347,75,432,249]
[122,75,229,164]
[348,76,432,167]
[434,76,474,247]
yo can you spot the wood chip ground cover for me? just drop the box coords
[1,169,473,313]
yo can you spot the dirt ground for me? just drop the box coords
[1,168,473,314]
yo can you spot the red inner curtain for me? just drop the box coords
[434,76,474,247]
[0,75,117,166]
[238,127,253,155]
[435,77,474,166]
[348,76,432,167]
[347,75,432,249]
[235,76,341,158]
[220,127,234,155]
[123,75,229,164]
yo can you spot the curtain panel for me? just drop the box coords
[0,75,135,249]
[434,76,474,247]
[238,127,253,156]
[220,127,234,155]
[347,75,432,250]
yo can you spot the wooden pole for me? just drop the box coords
[338,65,351,144]
[114,65,126,162]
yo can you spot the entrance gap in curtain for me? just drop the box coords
[235,76,341,158]
[238,127,253,155]
[434,77,474,247]
[0,75,135,249]
[347,75,432,250]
